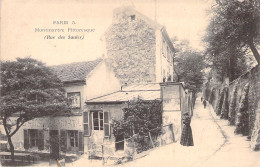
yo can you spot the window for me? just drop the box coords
[130,15,135,21]
[92,111,103,130]
[115,135,124,151]
[167,46,170,61]
[170,51,173,63]
[69,130,78,147]
[162,40,166,57]
[163,69,166,82]
[24,129,44,150]
[67,92,81,108]
[29,129,38,147]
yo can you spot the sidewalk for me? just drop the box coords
[201,102,260,167]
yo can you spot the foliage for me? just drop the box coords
[235,83,250,135]
[171,37,205,95]
[203,82,211,101]
[220,87,229,119]
[111,99,162,153]
[208,87,216,105]
[228,85,238,125]
[215,88,225,115]
[204,0,259,81]
[0,57,69,161]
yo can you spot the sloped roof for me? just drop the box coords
[51,59,102,83]
[86,83,161,104]
[122,82,160,91]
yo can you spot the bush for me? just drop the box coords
[208,87,216,105]
[220,87,229,119]
[111,99,163,153]
[228,85,238,125]
[215,88,225,115]
[235,83,250,135]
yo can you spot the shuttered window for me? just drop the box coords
[79,131,83,153]
[69,130,78,147]
[92,111,103,131]
[104,111,110,137]
[83,112,89,136]
[29,129,38,147]
[24,129,44,150]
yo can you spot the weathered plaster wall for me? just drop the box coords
[86,61,121,100]
[160,83,187,141]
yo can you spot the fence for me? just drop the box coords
[87,124,175,166]
[149,124,175,148]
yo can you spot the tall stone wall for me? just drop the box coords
[104,11,157,84]
[205,65,260,150]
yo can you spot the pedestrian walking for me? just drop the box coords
[203,100,207,109]
[201,97,203,102]
[180,112,194,146]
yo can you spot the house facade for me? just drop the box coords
[11,59,121,158]
[83,82,193,158]
[101,6,177,84]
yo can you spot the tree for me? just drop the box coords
[111,99,162,153]
[204,0,260,81]
[0,58,69,162]
[172,37,205,96]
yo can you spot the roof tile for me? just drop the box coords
[50,59,102,82]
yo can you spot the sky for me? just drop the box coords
[0,0,214,65]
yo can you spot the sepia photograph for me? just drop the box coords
[0,0,260,166]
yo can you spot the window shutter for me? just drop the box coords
[60,130,67,152]
[24,129,29,149]
[78,131,83,153]
[104,111,110,137]
[83,112,89,136]
[38,130,44,150]
[89,112,92,135]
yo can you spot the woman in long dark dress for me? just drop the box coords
[180,112,194,146]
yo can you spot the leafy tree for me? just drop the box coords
[172,38,205,96]
[111,99,162,153]
[0,58,69,162]
[204,0,260,81]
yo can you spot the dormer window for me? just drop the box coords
[130,15,136,21]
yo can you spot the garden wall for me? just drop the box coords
[204,65,260,150]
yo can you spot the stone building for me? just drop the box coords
[101,6,177,84]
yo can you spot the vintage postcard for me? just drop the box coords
[1,0,260,166]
